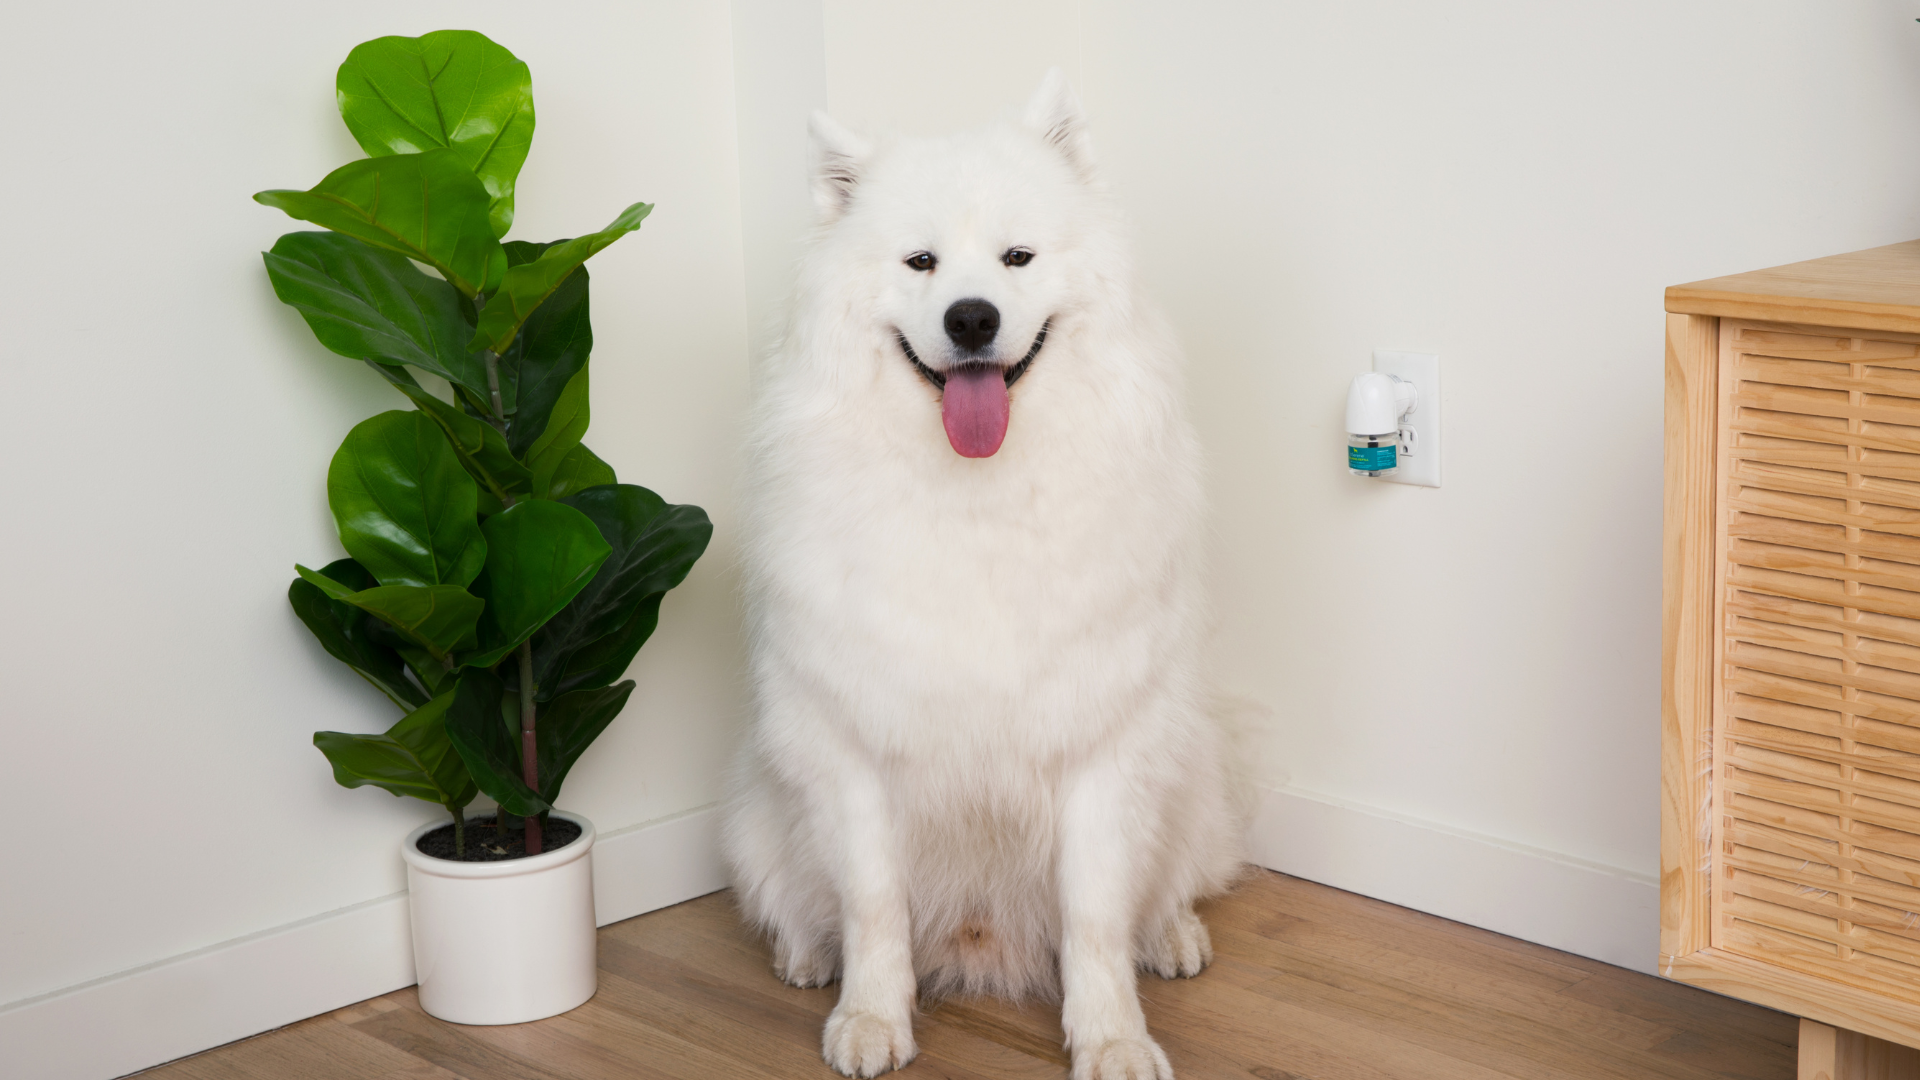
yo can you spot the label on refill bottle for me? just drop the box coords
[1349,444,1396,471]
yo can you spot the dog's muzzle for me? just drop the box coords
[896,320,1050,391]
[895,320,1050,459]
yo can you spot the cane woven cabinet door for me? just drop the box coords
[1664,240,1920,1051]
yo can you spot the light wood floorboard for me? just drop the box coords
[138,870,1797,1080]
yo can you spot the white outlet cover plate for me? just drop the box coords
[1373,349,1440,488]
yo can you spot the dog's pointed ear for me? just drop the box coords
[1023,68,1093,180]
[809,111,872,221]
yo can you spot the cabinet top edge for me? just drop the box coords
[1665,239,1920,324]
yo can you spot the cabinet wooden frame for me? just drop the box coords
[1661,310,1920,1051]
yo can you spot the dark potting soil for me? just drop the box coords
[415,816,583,862]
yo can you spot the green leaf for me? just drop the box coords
[525,363,591,498]
[545,444,616,500]
[534,485,710,700]
[254,150,507,297]
[345,585,485,661]
[337,30,534,240]
[464,500,612,669]
[288,557,427,709]
[313,687,476,813]
[262,232,488,400]
[295,563,361,602]
[398,644,453,694]
[484,240,552,418]
[296,565,484,661]
[540,594,663,703]
[469,202,651,354]
[534,681,634,805]
[444,669,550,817]
[496,243,592,456]
[327,411,486,589]
[369,363,531,501]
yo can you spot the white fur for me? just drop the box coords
[724,71,1243,1080]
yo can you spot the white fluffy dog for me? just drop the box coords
[724,72,1242,1080]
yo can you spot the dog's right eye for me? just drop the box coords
[905,252,937,272]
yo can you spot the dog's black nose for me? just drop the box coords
[944,299,1000,354]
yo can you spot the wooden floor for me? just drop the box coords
[141,870,1797,1080]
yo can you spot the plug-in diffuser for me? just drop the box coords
[1344,351,1441,487]
[1346,372,1416,477]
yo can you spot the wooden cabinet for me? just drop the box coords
[1664,241,1920,1076]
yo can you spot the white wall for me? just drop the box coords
[0,0,747,1012]
[731,0,829,361]
[1083,0,1920,893]
[7,0,1920,1074]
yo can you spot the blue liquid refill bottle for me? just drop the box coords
[1348,431,1397,476]
[1345,372,1417,478]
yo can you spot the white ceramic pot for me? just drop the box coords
[400,811,598,1025]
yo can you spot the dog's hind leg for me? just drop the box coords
[723,751,842,988]
[775,928,841,988]
[1136,905,1212,981]
[1058,758,1175,1080]
[819,768,918,1078]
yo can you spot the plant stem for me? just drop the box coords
[519,641,542,855]
[483,349,508,429]
[481,293,533,854]
[452,808,466,858]
[481,295,516,845]
[475,293,510,433]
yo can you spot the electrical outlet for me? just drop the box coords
[1373,350,1440,488]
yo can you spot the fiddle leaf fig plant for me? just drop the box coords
[267,30,712,858]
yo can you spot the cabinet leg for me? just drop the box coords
[1799,1018,1920,1080]
[1802,1019,1838,1080]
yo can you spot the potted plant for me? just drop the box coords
[258,29,712,1025]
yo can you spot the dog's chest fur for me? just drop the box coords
[745,332,1202,763]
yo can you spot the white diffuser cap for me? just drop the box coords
[1346,372,1403,436]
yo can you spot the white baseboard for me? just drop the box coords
[1247,785,1658,975]
[589,803,732,927]
[0,804,728,1080]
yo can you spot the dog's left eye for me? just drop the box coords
[905,251,936,272]
[1002,248,1034,268]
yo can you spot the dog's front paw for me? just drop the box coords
[822,1007,916,1077]
[1140,907,1213,980]
[1072,1036,1174,1080]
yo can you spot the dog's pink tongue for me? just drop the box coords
[941,368,1009,458]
